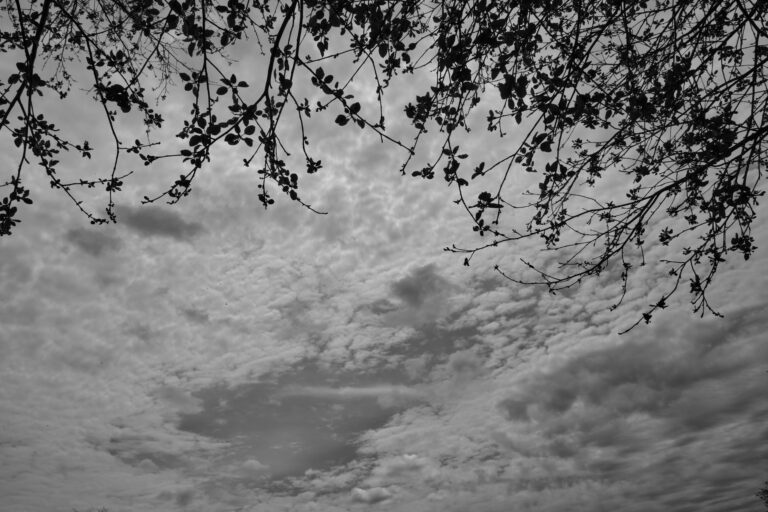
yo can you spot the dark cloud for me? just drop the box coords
[124,321,152,342]
[495,305,768,509]
[391,264,451,307]
[180,307,210,324]
[48,343,114,373]
[65,227,121,256]
[153,385,203,414]
[497,398,530,422]
[175,489,195,507]
[118,205,203,240]
[100,431,196,473]
[375,454,429,480]
[127,451,186,472]
[447,348,484,378]
[177,362,415,482]
[103,434,188,472]
[159,488,196,507]
[370,264,459,328]
[367,299,398,315]
[499,306,768,433]
[0,249,32,295]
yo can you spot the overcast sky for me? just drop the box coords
[2,26,768,512]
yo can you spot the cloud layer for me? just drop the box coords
[1,64,766,512]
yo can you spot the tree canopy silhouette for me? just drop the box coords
[1,0,765,326]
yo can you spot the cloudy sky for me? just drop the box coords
[2,27,768,512]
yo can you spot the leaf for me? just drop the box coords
[499,74,514,99]
[349,102,361,115]
[335,115,348,126]
[168,0,183,15]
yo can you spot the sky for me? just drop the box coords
[2,17,768,512]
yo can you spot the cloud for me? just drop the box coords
[65,227,122,256]
[136,458,160,473]
[158,487,196,507]
[123,321,153,343]
[498,305,768,434]
[153,386,203,414]
[299,461,370,494]
[4,90,766,512]
[367,264,460,328]
[118,205,204,240]
[351,486,392,504]
[372,454,434,484]
[391,264,451,307]
[279,384,428,408]
[175,489,194,507]
[447,348,484,378]
[242,458,269,474]
[343,296,768,512]
[180,306,210,324]
[486,305,768,509]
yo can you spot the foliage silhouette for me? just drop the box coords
[1,0,766,326]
